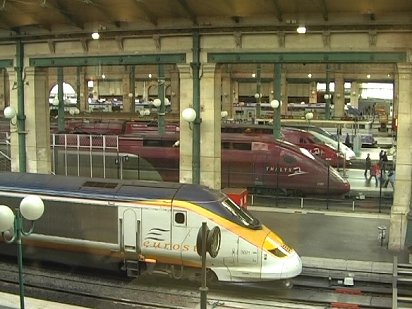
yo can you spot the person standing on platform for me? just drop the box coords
[364,153,371,178]
[368,162,380,187]
[381,151,388,171]
[379,149,384,164]
[344,133,351,148]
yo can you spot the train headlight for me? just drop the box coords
[270,247,287,258]
[263,234,293,258]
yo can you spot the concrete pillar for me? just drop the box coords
[0,69,5,111]
[6,67,20,172]
[309,82,317,104]
[200,63,221,190]
[388,63,412,251]
[231,81,239,118]
[350,81,359,109]
[19,67,51,173]
[221,67,231,118]
[334,73,345,118]
[169,68,180,116]
[122,71,132,113]
[178,64,194,184]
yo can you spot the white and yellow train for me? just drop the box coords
[0,172,302,283]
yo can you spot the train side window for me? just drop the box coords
[162,140,177,147]
[283,154,297,164]
[143,140,162,147]
[174,211,186,226]
[233,143,251,150]
[222,142,231,149]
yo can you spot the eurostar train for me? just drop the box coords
[0,172,302,283]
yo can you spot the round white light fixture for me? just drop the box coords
[153,98,161,108]
[305,112,314,120]
[0,205,15,232]
[91,32,100,40]
[20,195,44,221]
[297,25,307,34]
[69,107,80,116]
[4,106,17,119]
[221,111,228,118]
[270,99,280,109]
[182,107,196,123]
[254,93,262,99]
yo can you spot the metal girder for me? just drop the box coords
[51,0,84,29]
[271,0,283,22]
[319,0,329,21]
[176,0,197,25]
[208,52,407,63]
[83,0,118,28]
[29,54,186,67]
[0,59,12,67]
[0,11,13,29]
[133,0,158,26]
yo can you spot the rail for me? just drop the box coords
[393,256,412,308]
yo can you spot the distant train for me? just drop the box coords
[0,172,302,283]
[53,131,350,196]
[221,124,347,167]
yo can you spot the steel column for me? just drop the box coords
[57,67,65,132]
[273,63,282,139]
[325,64,331,120]
[255,64,261,119]
[192,30,201,185]
[16,41,26,172]
[158,64,165,135]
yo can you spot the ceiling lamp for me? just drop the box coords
[296,25,307,34]
[91,32,100,40]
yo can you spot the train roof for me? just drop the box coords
[121,130,304,151]
[0,172,223,204]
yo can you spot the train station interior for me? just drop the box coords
[0,1,411,308]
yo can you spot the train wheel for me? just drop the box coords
[283,280,293,288]
[206,269,219,286]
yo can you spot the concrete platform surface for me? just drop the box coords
[250,207,408,275]
[0,292,90,309]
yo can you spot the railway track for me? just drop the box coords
[0,258,407,309]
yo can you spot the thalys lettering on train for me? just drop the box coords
[0,172,302,284]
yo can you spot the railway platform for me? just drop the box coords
[0,291,89,309]
[342,140,396,198]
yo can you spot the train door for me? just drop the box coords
[251,142,271,186]
[221,231,239,276]
[140,206,172,259]
[170,209,195,264]
[119,207,142,253]
[253,153,268,186]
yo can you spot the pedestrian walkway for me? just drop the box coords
[343,143,396,198]
[0,292,89,309]
[344,168,394,198]
[250,207,409,278]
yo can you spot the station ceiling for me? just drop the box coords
[0,0,411,41]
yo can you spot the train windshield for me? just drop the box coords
[221,198,262,230]
[299,148,316,160]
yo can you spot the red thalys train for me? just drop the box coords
[54,123,350,196]
[64,120,346,167]
[220,124,346,167]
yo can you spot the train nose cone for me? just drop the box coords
[281,252,302,279]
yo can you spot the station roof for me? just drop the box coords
[0,0,411,41]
